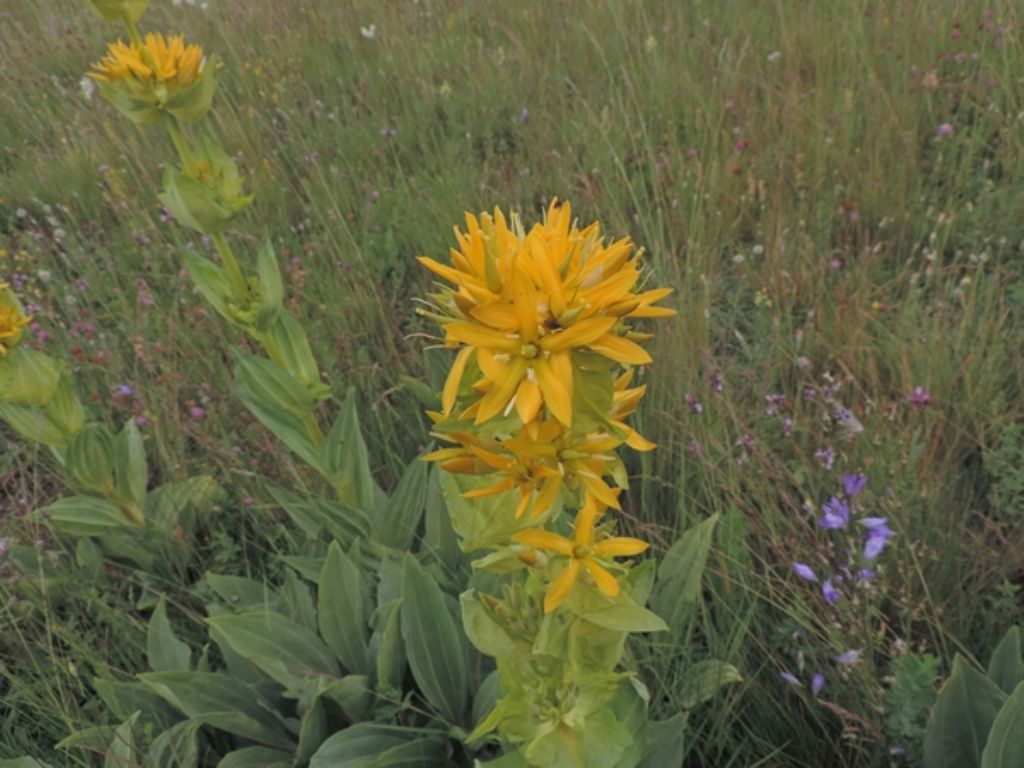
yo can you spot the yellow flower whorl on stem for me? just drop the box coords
[88,33,218,125]
[515,493,649,613]
[0,283,30,357]
[418,199,674,429]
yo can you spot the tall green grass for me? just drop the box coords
[2,0,1022,764]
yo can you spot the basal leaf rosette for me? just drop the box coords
[88,33,218,125]
[418,199,674,430]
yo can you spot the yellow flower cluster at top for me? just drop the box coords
[0,283,30,356]
[420,200,674,612]
[88,33,204,87]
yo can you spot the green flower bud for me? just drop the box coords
[79,0,149,25]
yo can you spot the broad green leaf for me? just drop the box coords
[235,385,322,470]
[988,626,1024,696]
[607,679,650,768]
[570,351,615,432]
[375,599,406,692]
[472,671,502,732]
[140,671,294,749]
[43,370,84,435]
[297,697,328,763]
[280,555,326,583]
[256,240,284,329]
[310,724,443,767]
[637,712,688,768]
[0,401,67,447]
[570,591,669,634]
[266,484,371,545]
[114,419,147,508]
[92,678,176,725]
[461,591,516,657]
[183,251,232,322]
[205,572,274,608]
[206,610,340,691]
[148,597,192,672]
[39,495,133,536]
[233,350,316,418]
[373,456,427,550]
[651,514,719,629]
[148,719,203,768]
[315,675,374,721]
[145,476,224,534]
[104,711,140,768]
[67,423,115,492]
[526,708,631,768]
[268,312,326,394]
[215,747,293,768]
[54,724,117,751]
[318,541,370,674]
[923,655,1008,768]
[280,568,318,633]
[981,681,1024,768]
[423,465,466,575]
[320,387,382,510]
[400,555,468,724]
[677,661,743,709]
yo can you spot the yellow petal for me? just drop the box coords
[475,348,509,382]
[540,316,617,354]
[578,472,622,510]
[512,272,539,342]
[417,255,474,287]
[462,477,516,498]
[467,444,514,470]
[530,474,562,519]
[471,302,520,330]
[514,490,533,520]
[515,529,573,555]
[442,346,474,414]
[573,499,601,547]
[475,356,529,423]
[514,376,543,425]
[445,321,519,352]
[583,558,621,597]
[588,334,652,365]
[592,537,649,557]
[544,558,581,613]
[622,425,657,451]
[534,352,573,427]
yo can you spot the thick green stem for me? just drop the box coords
[122,18,142,46]
[166,119,197,172]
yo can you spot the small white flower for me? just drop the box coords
[79,77,96,100]
[767,51,781,63]
[360,24,378,39]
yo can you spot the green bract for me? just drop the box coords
[159,135,253,234]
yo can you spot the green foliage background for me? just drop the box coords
[1,0,1023,765]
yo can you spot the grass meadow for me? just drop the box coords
[1,0,1023,765]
